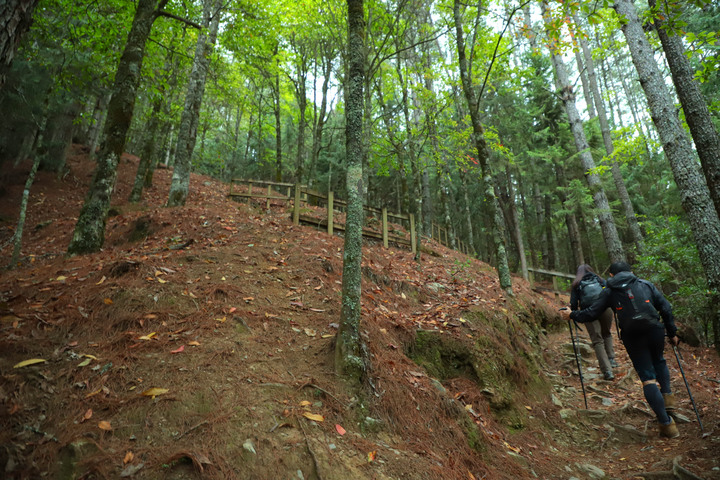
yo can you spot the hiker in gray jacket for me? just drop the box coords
[569,264,617,380]
[561,261,681,438]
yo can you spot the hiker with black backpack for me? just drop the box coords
[561,261,681,438]
[570,264,617,381]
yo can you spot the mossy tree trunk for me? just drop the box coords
[453,0,512,294]
[166,0,221,207]
[335,0,366,382]
[648,0,720,220]
[572,13,645,257]
[67,0,164,255]
[542,2,626,264]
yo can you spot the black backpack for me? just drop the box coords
[613,279,661,330]
[578,276,604,308]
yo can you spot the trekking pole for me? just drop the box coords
[671,345,704,432]
[561,309,588,409]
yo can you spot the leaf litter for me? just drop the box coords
[0,146,717,479]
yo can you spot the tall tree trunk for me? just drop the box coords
[272,44,283,182]
[167,0,221,206]
[9,114,46,267]
[308,44,333,187]
[453,0,512,294]
[335,0,366,381]
[649,0,720,219]
[68,0,163,255]
[129,95,162,202]
[505,166,528,280]
[459,169,475,254]
[41,101,80,176]
[542,2,626,264]
[573,47,596,119]
[555,163,584,268]
[574,14,645,256]
[87,93,110,160]
[614,0,720,351]
[0,0,38,89]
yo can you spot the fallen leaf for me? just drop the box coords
[123,451,134,464]
[157,277,167,284]
[56,275,67,282]
[13,358,47,368]
[81,409,93,422]
[85,387,104,398]
[103,298,113,305]
[84,354,98,360]
[188,341,200,346]
[335,424,346,435]
[299,400,311,407]
[144,314,157,320]
[367,451,377,462]
[139,332,157,340]
[303,328,316,337]
[229,307,237,314]
[98,421,112,431]
[216,316,226,323]
[141,388,169,399]
[96,276,106,285]
[170,345,185,354]
[78,358,92,367]
[302,412,324,422]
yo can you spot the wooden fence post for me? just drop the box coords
[382,208,388,249]
[327,190,334,235]
[410,213,416,254]
[248,181,253,196]
[266,185,271,210]
[293,183,301,225]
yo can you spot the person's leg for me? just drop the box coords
[648,327,671,394]
[623,330,671,425]
[586,320,612,378]
[598,309,616,366]
[647,326,676,410]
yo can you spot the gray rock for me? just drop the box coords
[243,439,257,454]
[575,462,606,479]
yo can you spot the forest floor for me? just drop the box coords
[0,145,719,480]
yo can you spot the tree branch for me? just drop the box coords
[156,10,203,29]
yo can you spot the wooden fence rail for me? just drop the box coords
[527,267,574,296]
[228,179,416,254]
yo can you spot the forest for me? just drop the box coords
[1,0,719,356]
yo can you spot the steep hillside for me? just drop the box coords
[0,146,718,479]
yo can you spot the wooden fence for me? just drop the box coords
[527,267,574,296]
[228,179,416,253]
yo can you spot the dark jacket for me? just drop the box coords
[570,271,677,337]
[570,272,606,311]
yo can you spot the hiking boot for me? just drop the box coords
[663,393,676,411]
[659,418,679,438]
[609,357,618,368]
[603,371,615,381]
